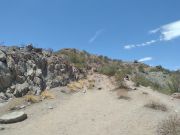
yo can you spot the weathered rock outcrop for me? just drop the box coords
[0,45,84,100]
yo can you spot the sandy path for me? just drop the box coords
[1,74,180,135]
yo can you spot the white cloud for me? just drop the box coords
[124,39,158,49]
[138,57,153,62]
[89,29,104,43]
[124,20,180,49]
[150,20,180,41]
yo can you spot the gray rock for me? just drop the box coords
[0,46,83,98]
[16,75,26,83]
[5,92,14,98]
[0,61,7,71]
[0,111,27,124]
[0,73,12,92]
[33,77,42,86]
[13,83,29,97]
[48,106,54,109]
[27,69,35,76]
[0,92,7,100]
[35,69,42,77]
[0,125,5,130]
[7,56,15,69]
[0,50,6,62]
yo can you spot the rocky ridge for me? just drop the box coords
[0,45,84,101]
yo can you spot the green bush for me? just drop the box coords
[98,64,119,76]
[138,65,145,73]
[114,68,132,89]
[133,74,164,92]
[168,74,180,93]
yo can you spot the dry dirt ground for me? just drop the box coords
[0,74,180,135]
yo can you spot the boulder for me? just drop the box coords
[0,50,6,62]
[0,111,27,124]
[35,69,42,77]
[0,73,12,92]
[0,92,7,100]
[13,83,29,97]
[0,61,7,71]
[33,77,42,86]
[16,75,26,83]
[27,69,35,77]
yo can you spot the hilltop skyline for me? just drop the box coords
[0,0,180,70]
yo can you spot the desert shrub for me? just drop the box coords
[25,95,41,103]
[138,65,145,73]
[115,69,132,89]
[133,74,163,92]
[149,66,170,74]
[98,64,119,76]
[133,74,152,87]
[168,74,180,93]
[144,101,167,111]
[58,50,87,69]
[41,90,55,99]
[157,115,180,135]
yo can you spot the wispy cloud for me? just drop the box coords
[138,57,153,62]
[124,39,158,49]
[150,20,180,41]
[89,29,104,44]
[124,20,180,49]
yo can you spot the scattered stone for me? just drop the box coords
[132,88,137,90]
[98,87,102,90]
[10,105,26,111]
[0,125,5,130]
[171,93,180,99]
[48,106,54,109]
[82,89,86,93]
[0,111,27,124]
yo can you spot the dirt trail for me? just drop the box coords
[1,74,180,135]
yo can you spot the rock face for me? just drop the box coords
[0,45,84,99]
[0,111,27,124]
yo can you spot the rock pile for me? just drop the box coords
[0,45,84,101]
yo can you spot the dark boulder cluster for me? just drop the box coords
[0,45,84,101]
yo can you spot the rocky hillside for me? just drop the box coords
[0,45,179,102]
[0,45,84,101]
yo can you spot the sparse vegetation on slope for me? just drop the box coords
[168,73,180,93]
[144,100,167,112]
[157,115,180,135]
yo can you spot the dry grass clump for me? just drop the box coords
[67,80,84,91]
[25,95,41,103]
[157,114,180,135]
[117,89,131,100]
[41,90,55,99]
[144,100,167,111]
[67,79,95,91]
[88,79,95,89]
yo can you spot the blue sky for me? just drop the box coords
[0,0,180,70]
